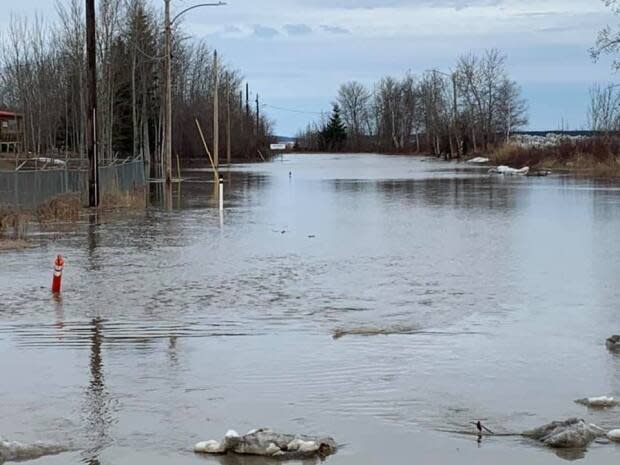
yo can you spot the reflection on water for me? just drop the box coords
[82,318,110,464]
[1,154,620,465]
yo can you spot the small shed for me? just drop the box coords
[0,110,24,153]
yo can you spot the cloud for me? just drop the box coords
[303,0,505,10]
[320,25,351,34]
[284,23,313,35]
[253,24,280,39]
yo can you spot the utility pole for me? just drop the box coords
[255,93,259,137]
[226,83,231,166]
[164,0,173,190]
[245,83,250,121]
[452,72,459,158]
[86,0,99,207]
[213,49,219,169]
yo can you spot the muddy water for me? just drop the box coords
[1,153,620,464]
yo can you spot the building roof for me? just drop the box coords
[0,110,22,118]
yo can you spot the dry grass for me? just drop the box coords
[37,193,82,222]
[101,186,146,209]
[0,207,31,240]
[0,238,31,251]
[492,137,620,176]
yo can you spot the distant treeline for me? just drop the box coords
[0,0,272,172]
[296,49,528,157]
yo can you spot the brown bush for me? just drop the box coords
[493,136,620,173]
[37,193,81,222]
[0,208,31,239]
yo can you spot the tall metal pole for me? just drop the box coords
[164,0,173,190]
[86,0,99,207]
[213,49,219,169]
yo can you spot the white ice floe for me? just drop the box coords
[0,439,67,462]
[194,428,337,458]
[575,396,618,408]
[607,429,620,442]
[466,157,490,164]
[488,165,530,175]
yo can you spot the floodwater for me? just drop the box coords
[1,153,620,464]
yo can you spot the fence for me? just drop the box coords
[0,160,145,209]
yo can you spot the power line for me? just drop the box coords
[261,103,324,116]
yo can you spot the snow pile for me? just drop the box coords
[511,133,587,148]
[0,439,67,462]
[194,428,337,458]
[522,418,606,449]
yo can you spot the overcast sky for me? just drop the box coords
[2,0,619,135]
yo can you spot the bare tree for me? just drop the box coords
[337,81,371,151]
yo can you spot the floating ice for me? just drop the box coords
[332,324,419,339]
[194,428,337,458]
[522,418,606,449]
[488,165,530,175]
[466,157,490,164]
[0,439,67,462]
[607,430,620,442]
[575,396,618,408]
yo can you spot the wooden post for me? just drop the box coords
[226,83,231,166]
[213,50,219,169]
[164,0,173,190]
[255,93,259,138]
[245,83,250,121]
[86,0,99,207]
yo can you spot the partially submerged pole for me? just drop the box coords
[218,175,223,211]
[52,255,64,294]
[86,0,99,207]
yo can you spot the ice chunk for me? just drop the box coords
[522,418,606,449]
[0,439,67,462]
[194,440,226,454]
[575,396,618,408]
[489,165,530,175]
[193,428,337,458]
[607,429,620,442]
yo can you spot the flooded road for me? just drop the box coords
[1,153,620,464]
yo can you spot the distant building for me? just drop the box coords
[0,110,24,153]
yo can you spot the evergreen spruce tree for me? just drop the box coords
[321,104,347,151]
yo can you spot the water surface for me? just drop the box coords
[1,154,620,464]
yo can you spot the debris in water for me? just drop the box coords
[488,165,530,175]
[194,428,337,459]
[575,396,618,408]
[527,170,551,177]
[0,439,67,462]
[332,324,419,339]
[606,335,620,351]
[522,418,606,449]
